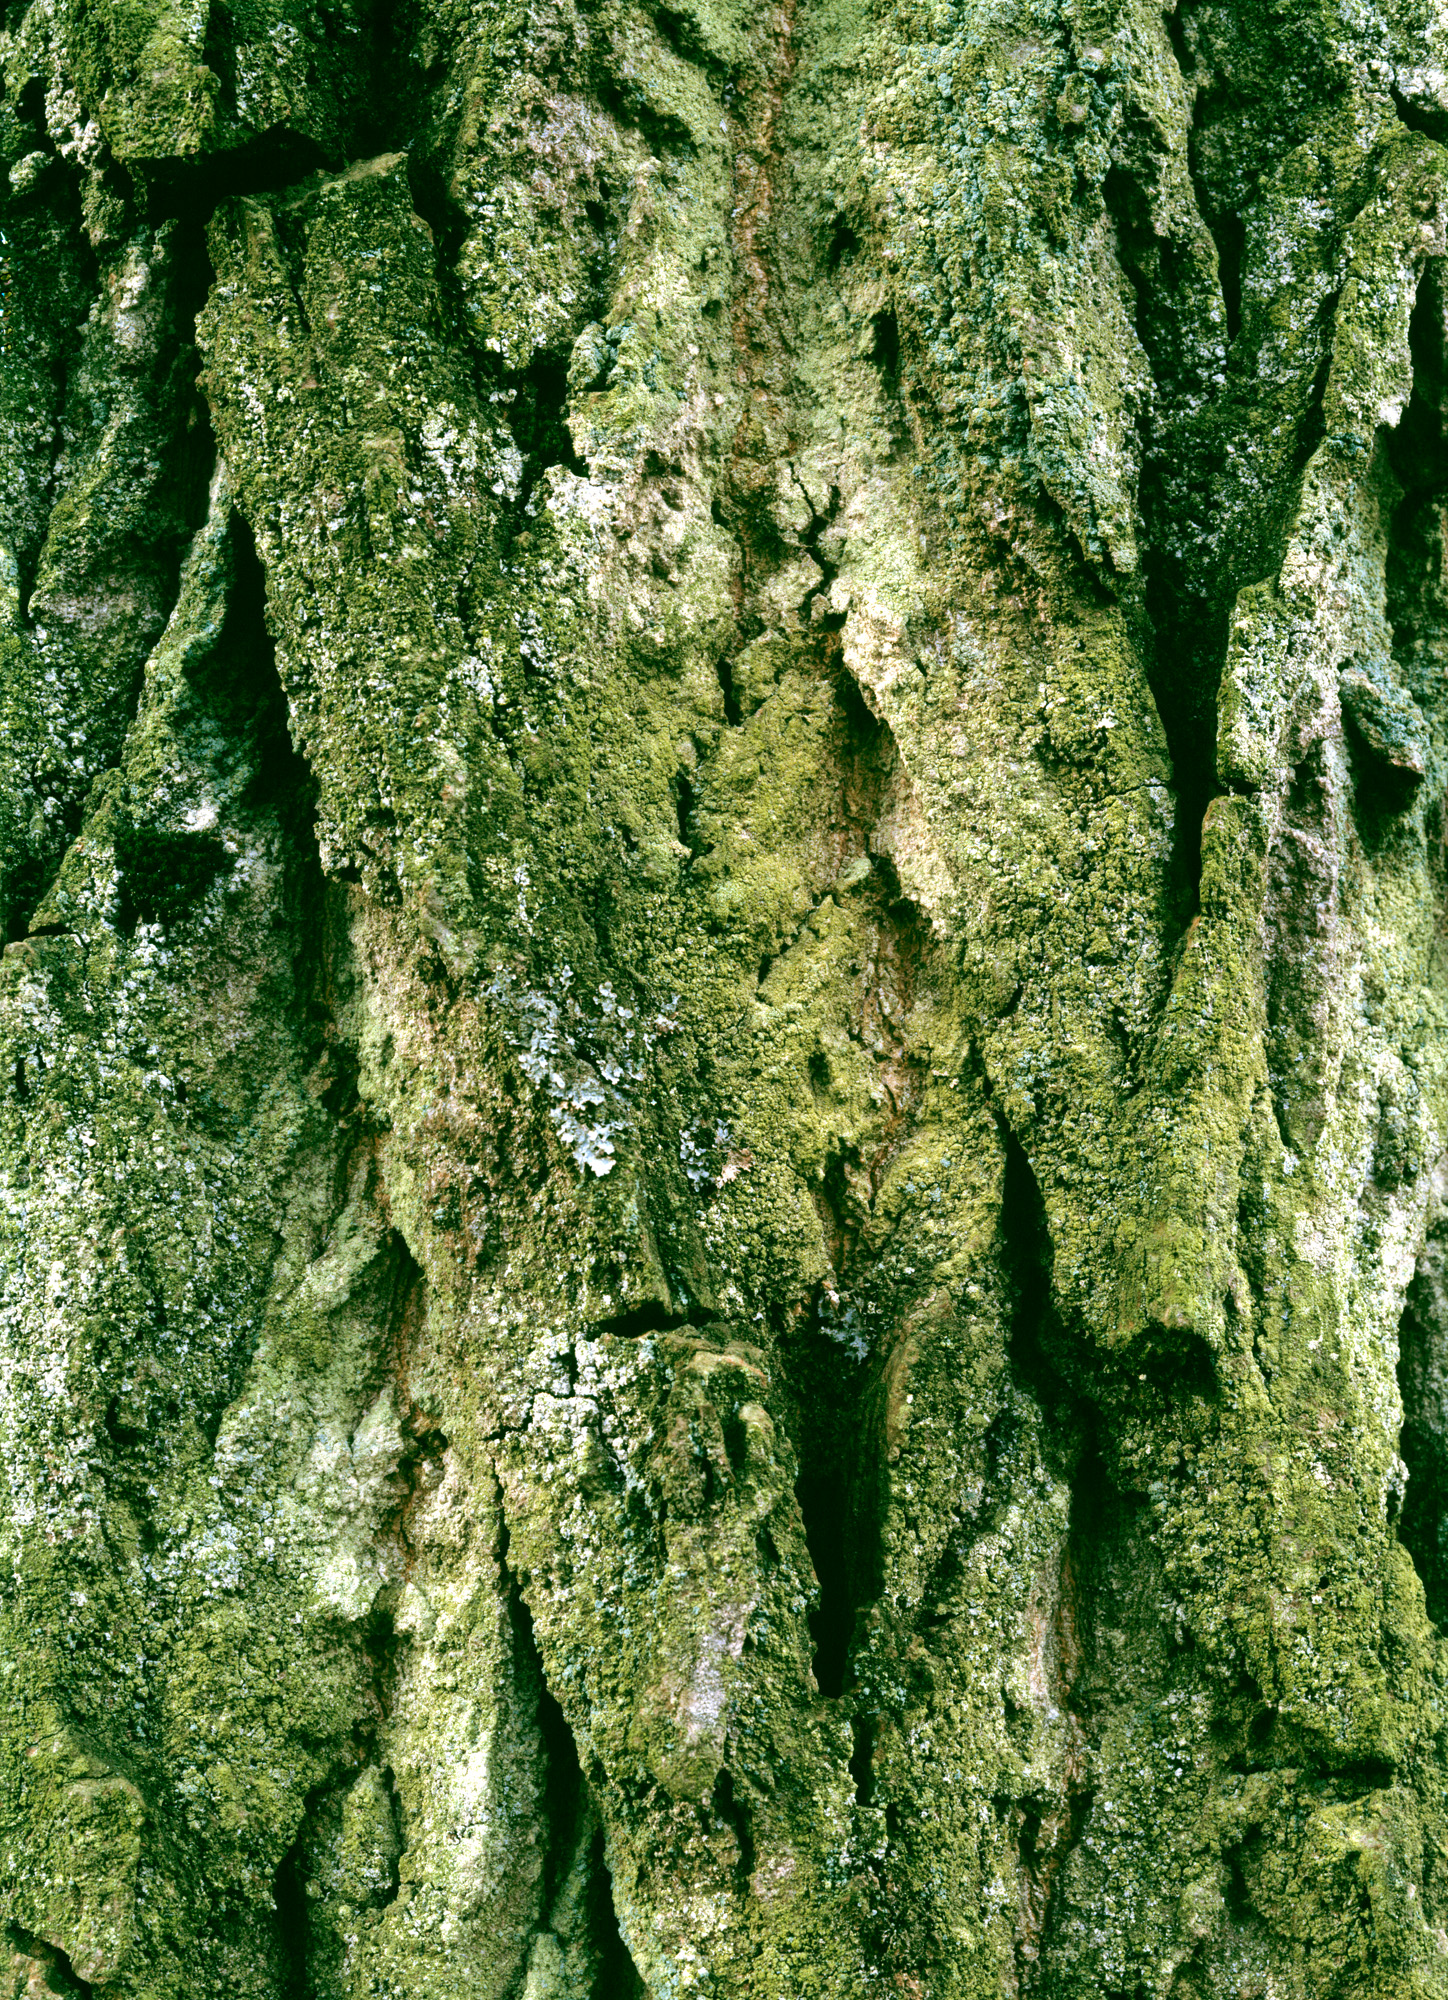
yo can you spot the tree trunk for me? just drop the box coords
[0,0,1446,1992]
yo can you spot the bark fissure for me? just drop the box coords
[3,0,1448,1991]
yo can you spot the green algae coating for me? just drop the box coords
[0,0,1445,1992]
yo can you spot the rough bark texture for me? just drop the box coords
[1,0,1448,1992]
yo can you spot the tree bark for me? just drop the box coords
[0,0,1446,1992]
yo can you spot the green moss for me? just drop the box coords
[2,0,1448,1986]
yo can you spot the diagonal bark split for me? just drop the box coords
[0,0,1446,1992]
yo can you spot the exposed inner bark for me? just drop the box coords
[0,0,1447,1992]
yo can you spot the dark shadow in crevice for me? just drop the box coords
[225,516,314,819]
[214,514,353,1135]
[152,0,419,222]
[104,1395,146,1452]
[835,664,897,853]
[849,1713,876,1804]
[796,480,843,628]
[163,222,223,528]
[796,1462,855,1698]
[507,1552,647,1997]
[780,1280,892,1704]
[511,1584,584,1914]
[1161,0,1194,82]
[1209,210,1245,348]
[405,152,470,269]
[1221,1699,1397,1796]
[1341,707,1424,843]
[712,1767,756,1886]
[7,213,213,944]
[375,1766,404,1907]
[137,129,334,226]
[402,148,499,376]
[1367,260,1447,841]
[1000,1122,1053,1371]
[774,863,929,1704]
[655,2,731,84]
[138,502,368,1457]
[3,853,53,945]
[675,767,699,847]
[996,1119,1091,1479]
[1064,1435,1116,1630]
[716,652,743,727]
[357,1597,405,1743]
[826,214,861,272]
[1392,85,1448,145]
[117,508,301,939]
[267,1751,404,1990]
[1390,273,1448,495]
[1226,1707,1395,1789]
[14,76,53,150]
[595,69,698,156]
[1397,1239,1448,1629]
[1224,1834,1258,1925]
[867,309,900,389]
[3,1926,91,1996]
[588,1300,723,1341]
[1288,304,1336,480]
[1396,256,1448,464]
[589,1831,647,2000]
[273,1802,315,2000]
[713,475,790,620]
[114,823,231,934]
[343,0,430,160]
[503,349,590,520]
[774,1286,883,1702]
[9,118,97,616]
[993,1121,1118,1919]
[1104,146,1338,930]
[1129,1322,1220,1403]
[810,1146,861,1276]
[1103,166,1228,922]
[1105,165,1217,403]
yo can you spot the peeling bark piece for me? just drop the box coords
[3,0,1448,1991]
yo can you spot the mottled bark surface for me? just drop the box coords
[1,0,1448,1992]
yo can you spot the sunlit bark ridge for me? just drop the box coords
[1,0,1448,1991]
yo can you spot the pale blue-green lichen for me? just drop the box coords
[0,0,1446,1990]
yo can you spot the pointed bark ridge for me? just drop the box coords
[1,0,1448,1991]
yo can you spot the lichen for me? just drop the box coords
[0,0,1446,1989]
